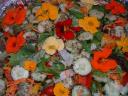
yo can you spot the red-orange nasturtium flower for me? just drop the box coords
[5,32,26,53]
[121,72,128,86]
[91,47,117,72]
[105,0,126,15]
[74,74,92,89]
[2,5,26,27]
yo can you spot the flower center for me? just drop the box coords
[12,42,17,47]
[88,21,94,26]
[43,9,49,15]
[11,16,15,20]
[99,58,107,63]
[59,89,65,94]
[49,45,56,49]
[64,26,67,32]
[62,26,71,33]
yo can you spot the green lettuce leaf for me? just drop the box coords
[68,9,84,19]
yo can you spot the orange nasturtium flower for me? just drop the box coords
[102,34,117,49]
[23,60,37,72]
[30,83,41,95]
[53,82,70,96]
[2,6,26,27]
[35,2,58,22]
[79,16,100,34]
[116,36,128,53]
[91,47,117,72]
[5,32,26,53]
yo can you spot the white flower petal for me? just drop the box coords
[60,69,75,80]
[11,66,29,80]
[31,72,47,82]
[73,58,92,75]
[59,49,73,66]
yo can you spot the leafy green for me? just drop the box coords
[38,33,50,43]
[93,70,108,78]
[21,44,36,55]
[68,9,84,19]
[52,61,65,71]
[9,44,36,66]
[91,80,105,93]
[9,53,24,66]
[38,57,49,72]
[93,32,103,41]
[82,40,91,53]
[82,32,103,53]
[38,63,60,78]
[38,31,54,43]
[12,24,21,31]
[72,17,79,26]
[38,57,65,78]
[92,32,103,46]
[101,17,109,24]
[116,66,123,75]
[92,5,106,13]
[91,82,97,93]
[97,6,106,12]
[33,50,45,63]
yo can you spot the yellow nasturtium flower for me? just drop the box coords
[23,60,37,71]
[42,36,64,55]
[53,82,70,96]
[36,2,58,21]
[117,36,128,52]
[80,0,98,11]
[79,16,100,34]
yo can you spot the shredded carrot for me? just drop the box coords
[6,78,34,96]
[4,67,13,82]
[6,84,17,96]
